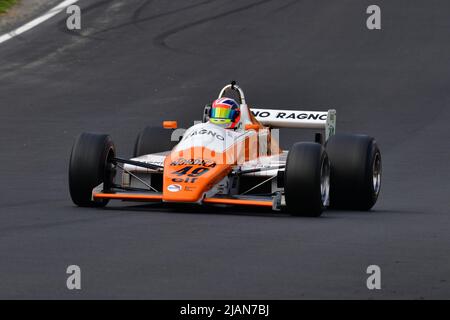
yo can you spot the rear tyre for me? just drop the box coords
[284,142,330,217]
[133,126,177,157]
[325,134,382,210]
[69,133,115,207]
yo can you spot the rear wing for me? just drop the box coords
[215,82,336,140]
[251,108,336,140]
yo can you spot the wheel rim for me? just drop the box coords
[320,157,331,206]
[372,152,382,196]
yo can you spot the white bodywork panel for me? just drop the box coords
[240,152,287,177]
[124,122,258,173]
[125,152,166,173]
[173,122,254,153]
[123,126,287,177]
[251,108,328,128]
[125,151,287,177]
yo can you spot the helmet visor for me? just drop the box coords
[210,106,236,120]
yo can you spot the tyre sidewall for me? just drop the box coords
[69,133,115,207]
[285,142,328,217]
[326,134,381,210]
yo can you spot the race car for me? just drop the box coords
[68,82,382,217]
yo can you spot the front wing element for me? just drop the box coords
[92,191,277,209]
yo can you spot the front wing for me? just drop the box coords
[92,191,279,209]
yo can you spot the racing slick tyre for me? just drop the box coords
[69,133,115,207]
[133,126,177,157]
[325,134,382,210]
[284,142,330,217]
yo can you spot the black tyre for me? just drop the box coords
[284,142,330,217]
[133,126,178,157]
[69,133,115,207]
[325,134,382,210]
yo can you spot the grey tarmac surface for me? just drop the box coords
[0,0,449,299]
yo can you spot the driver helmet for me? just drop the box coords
[209,97,241,129]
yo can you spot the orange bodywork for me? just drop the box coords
[161,111,282,203]
[163,121,178,129]
[93,193,163,201]
[162,146,233,203]
[203,197,272,207]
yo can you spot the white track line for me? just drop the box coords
[0,0,79,45]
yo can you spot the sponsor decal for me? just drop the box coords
[252,110,327,121]
[189,129,225,141]
[170,158,216,167]
[254,111,271,118]
[167,184,182,192]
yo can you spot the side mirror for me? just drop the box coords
[163,121,178,129]
[203,104,212,123]
[245,123,260,131]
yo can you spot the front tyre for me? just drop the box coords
[69,132,115,207]
[325,134,382,210]
[284,142,330,217]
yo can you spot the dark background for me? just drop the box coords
[0,0,449,298]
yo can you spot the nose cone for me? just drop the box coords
[162,147,232,203]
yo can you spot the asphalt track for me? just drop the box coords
[0,0,449,299]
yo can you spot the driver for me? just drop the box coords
[209,97,241,130]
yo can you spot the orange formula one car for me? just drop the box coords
[69,82,382,217]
